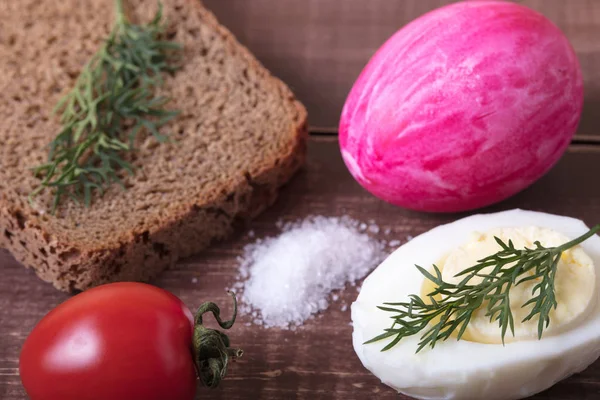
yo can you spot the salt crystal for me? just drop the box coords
[368,224,380,234]
[341,304,348,312]
[235,216,387,328]
[384,228,392,235]
[388,239,401,247]
[248,230,256,238]
[406,235,414,241]
[191,277,199,284]
[332,294,340,302]
[359,223,367,231]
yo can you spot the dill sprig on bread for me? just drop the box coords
[31,0,183,211]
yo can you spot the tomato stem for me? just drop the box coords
[192,292,243,388]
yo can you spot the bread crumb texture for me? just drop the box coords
[0,0,308,291]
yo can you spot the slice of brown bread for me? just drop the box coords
[0,0,308,292]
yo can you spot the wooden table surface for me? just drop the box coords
[2,137,600,399]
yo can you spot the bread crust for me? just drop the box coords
[0,0,308,292]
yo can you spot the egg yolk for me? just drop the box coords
[425,226,597,344]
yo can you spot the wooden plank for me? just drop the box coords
[203,0,600,138]
[2,138,600,399]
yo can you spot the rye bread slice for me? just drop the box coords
[0,0,308,292]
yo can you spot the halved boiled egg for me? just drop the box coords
[352,209,600,400]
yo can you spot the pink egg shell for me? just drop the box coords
[339,1,583,213]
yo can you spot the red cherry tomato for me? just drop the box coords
[20,282,197,400]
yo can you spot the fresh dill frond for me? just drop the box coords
[30,0,182,212]
[365,225,600,353]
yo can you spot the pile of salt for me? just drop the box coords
[232,216,388,329]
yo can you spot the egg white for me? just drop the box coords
[352,209,600,400]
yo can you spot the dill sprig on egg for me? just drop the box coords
[366,224,600,353]
[29,0,183,212]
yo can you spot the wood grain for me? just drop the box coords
[203,0,600,138]
[2,137,600,399]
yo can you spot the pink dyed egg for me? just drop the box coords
[339,1,583,213]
